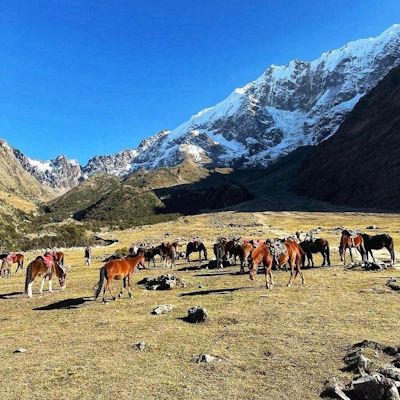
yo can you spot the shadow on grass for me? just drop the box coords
[33,296,93,311]
[0,291,24,300]
[179,286,254,297]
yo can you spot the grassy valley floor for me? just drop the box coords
[0,210,399,399]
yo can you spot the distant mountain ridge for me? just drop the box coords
[10,24,400,192]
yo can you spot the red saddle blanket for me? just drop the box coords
[43,254,54,268]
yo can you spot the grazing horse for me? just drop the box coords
[249,241,305,289]
[339,230,366,264]
[360,233,395,265]
[299,239,331,267]
[0,253,24,273]
[186,241,208,262]
[93,253,146,303]
[24,257,66,298]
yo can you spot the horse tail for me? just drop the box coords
[24,263,32,294]
[93,266,106,300]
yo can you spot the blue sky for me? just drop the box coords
[1,1,399,165]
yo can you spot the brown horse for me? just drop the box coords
[361,233,395,265]
[0,253,24,273]
[53,251,64,266]
[24,257,67,298]
[186,241,207,262]
[156,242,177,268]
[224,238,241,265]
[1,260,11,278]
[249,241,305,289]
[339,230,366,264]
[299,239,331,267]
[239,242,255,273]
[93,253,146,303]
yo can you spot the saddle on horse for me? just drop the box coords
[43,253,55,275]
[267,239,288,267]
[343,229,359,247]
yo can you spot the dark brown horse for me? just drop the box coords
[213,241,227,269]
[249,241,305,289]
[339,230,366,264]
[0,253,24,273]
[186,241,207,262]
[299,239,331,267]
[93,253,146,303]
[360,233,395,265]
[224,238,241,265]
[24,257,66,298]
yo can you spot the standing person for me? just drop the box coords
[84,246,92,266]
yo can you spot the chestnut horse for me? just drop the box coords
[239,242,255,273]
[53,251,64,266]
[339,230,366,264]
[24,257,66,298]
[249,241,305,289]
[186,241,208,262]
[0,253,24,273]
[360,233,395,265]
[93,253,146,303]
[299,239,331,267]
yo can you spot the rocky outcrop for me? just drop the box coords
[294,62,400,211]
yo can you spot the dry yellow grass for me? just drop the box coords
[0,211,399,400]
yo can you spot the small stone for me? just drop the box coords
[13,348,27,353]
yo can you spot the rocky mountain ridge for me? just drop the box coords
[9,24,400,193]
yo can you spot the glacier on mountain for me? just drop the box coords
[11,24,400,190]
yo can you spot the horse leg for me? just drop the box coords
[348,247,353,263]
[127,274,132,298]
[389,245,395,266]
[286,257,296,287]
[369,250,376,263]
[27,281,33,298]
[40,275,49,293]
[119,278,126,298]
[104,278,116,302]
[266,262,273,289]
[309,252,314,268]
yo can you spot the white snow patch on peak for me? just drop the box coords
[181,144,205,162]
[28,158,53,172]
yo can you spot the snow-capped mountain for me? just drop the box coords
[12,24,400,191]
[13,149,82,193]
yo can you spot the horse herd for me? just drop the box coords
[0,229,395,301]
